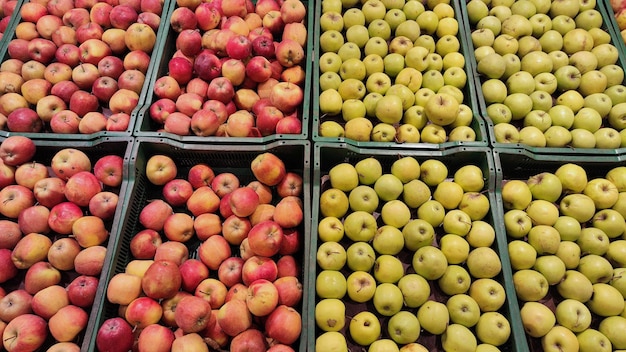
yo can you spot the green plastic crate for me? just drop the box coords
[461,0,626,154]
[493,148,626,350]
[0,0,175,140]
[84,137,312,351]
[312,0,489,148]
[0,136,134,351]
[133,1,313,142]
[308,143,526,352]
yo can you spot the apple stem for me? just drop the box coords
[4,335,16,343]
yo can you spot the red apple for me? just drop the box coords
[48,201,83,234]
[137,11,161,31]
[174,295,212,333]
[51,80,80,104]
[89,2,113,27]
[48,237,80,271]
[71,62,100,90]
[198,234,231,270]
[66,275,98,308]
[273,275,302,307]
[230,328,268,352]
[139,199,173,231]
[216,299,252,337]
[94,154,123,187]
[96,317,134,352]
[187,163,214,189]
[0,248,18,283]
[176,29,202,57]
[129,229,161,259]
[229,186,259,217]
[149,98,177,124]
[123,49,151,73]
[142,259,182,300]
[62,8,90,30]
[195,3,221,31]
[109,4,138,29]
[211,172,240,197]
[265,305,301,345]
[106,112,131,131]
[256,105,283,136]
[97,55,124,79]
[178,258,209,293]
[241,255,277,285]
[194,50,222,81]
[217,256,244,288]
[92,76,119,102]
[18,204,51,235]
[78,38,111,65]
[64,170,101,206]
[31,285,69,320]
[191,108,221,137]
[162,178,193,207]
[0,135,36,166]
[251,152,286,186]
[0,289,33,322]
[246,278,278,316]
[76,22,104,43]
[169,6,197,32]
[2,314,47,352]
[137,324,175,352]
[89,191,119,220]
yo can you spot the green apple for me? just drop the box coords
[557,270,594,302]
[477,53,506,79]
[534,72,557,95]
[316,270,347,299]
[319,89,343,116]
[417,199,445,227]
[442,67,467,89]
[384,8,407,32]
[548,105,574,129]
[395,20,421,42]
[447,294,480,327]
[533,254,566,285]
[466,220,496,248]
[493,34,520,56]
[315,298,346,332]
[438,264,471,295]
[402,218,435,251]
[549,50,569,71]
[609,103,626,132]
[397,274,430,308]
[415,35,436,54]
[346,271,376,302]
[329,163,359,192]
[578,254,613,284]
[584,177,619,209]
[524,122,550,144]
[570,128,597,148]
[577,227,609,255]
[318,216,344,242]
[417,300,449,335]
[442,209,472,236]
[373,282,403,316]
[513,269,549,301]
[318,120,344,140]
[477,15,502,35]
[487,104,513,125]
[320,52,342,73]
[451,165,484,193]
[466,247,501,279]
[600,316,626,349]
[368,19,391,40]
[369,339,400,352]
[504,92,533,120]
[551,14,576,35]
[320,188,349,218]
[364,36,389,58]
[610,267,626,297]
[381,200,411,228]
[404,46,429,72]
[555,299,591,333]
[475,312,511,347]
[321,0,341,13]
[600,64,624,87]
[442,324,477,352]
[569,51,598,74]
[395,68,423,93]
[371,123,397,142]
[349,185,379,213]
[338,78,367,101]
[349,311,381,346]
[320,11,344,32]
[472,28,495,48]
[466,0,489,24]
[362,0,386,22]
[317,241,347,270]
[432,180,463,210]
[424,92,459,126]
[412,245,447,280]
[517,36,541,58]
[354,157,383,185]
[401,180,430,209]
[469,278,506,312]
[374,174,403,201]
[414,88,435,107]
[508,239,538,270]
[606,167,626,192]
[375,95,404,124]
[527,224,561,254]
[556,163,588,193]
[439,234,469,265]
[450,104,473,127]
[606,240,626,266]
[320,30,345,53]
[573,107,602,132]
[589,26,611,45]
[554,65,582,91]
[436,35,460,58]
[503,209,533,238]
[374,255,405,283]
[416,10,438,35]
[345,117,373,141]
[339,57,366,81]
[458,192,490,221]
[520,301,556,338]
[320,72,342,92]
[507,71,535,95]
[579,70,609,98]
[577,328,613,352]
[364,92,384,118]
[403,0,425,20]
[346,241,376,272]
[526,199,559,225]
[386,84,416,110]
[342,99,367,121]
[529,0,551,12]
[501,179,532,210]
[529,13,552,36]
[316,331,348,352]
[345,25,370,48]
[527,172,562,202]
[387,311,420,344]
[373,225,405,255]
[490,4,513,22]
[383,53,405,78]
[606,85,626,106]
[588,283,626,317]
[344,211,378,242]
[555,240,581,269]
[343,8,365,28]
[421,70,444,92]
[542,326,580,352]
[437,17,459,38]
[592,43,619,68]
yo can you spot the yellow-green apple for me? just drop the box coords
[2,314,47,352]
[217,298,252,337]
[198,234,232,270]
[349,310,381,346]
[0,289,33,322]
[96,317,134,352]
[49,304,88,342]
[31,284,69,320]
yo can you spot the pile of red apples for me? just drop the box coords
[0,0,164,134]
[148,0,307,137]
[0,135,125,351]
[96,151,305,351]
[0,0,19,40]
